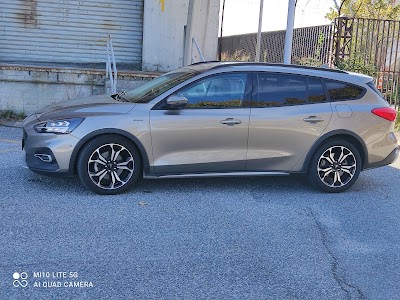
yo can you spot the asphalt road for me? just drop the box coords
[0,125,399,300]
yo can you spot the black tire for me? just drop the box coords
[307,139,362,193]
[77,135,142,195]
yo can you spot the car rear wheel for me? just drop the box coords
[308,139,362,193]
[77,135,142,195]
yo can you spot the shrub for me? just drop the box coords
[221,50,251,62]
[0,110,26,120]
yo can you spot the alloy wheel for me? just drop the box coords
[317,146,357,188]
[87,143,135,190]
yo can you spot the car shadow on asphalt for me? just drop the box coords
[22,162,399,198]
[23,172,318,196]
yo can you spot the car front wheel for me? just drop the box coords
[77,135,142,195]
[308,139,362,193]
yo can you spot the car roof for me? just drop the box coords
[185,61,373,84]
[187,61,346,74]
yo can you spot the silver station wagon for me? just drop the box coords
[22,62,399,194]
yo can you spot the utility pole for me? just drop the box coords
[218,0,226,60]
[283,0,296,64]
[255,0,264,62]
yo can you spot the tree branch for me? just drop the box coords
[332,0,340,11]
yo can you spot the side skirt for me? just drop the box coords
[144,171,290,179]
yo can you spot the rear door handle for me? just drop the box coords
[220,118,242,126]
[303,116,324,123]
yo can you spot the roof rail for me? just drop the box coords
[193,61,347,74]
[189,60,221,66]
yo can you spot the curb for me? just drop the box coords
[0,121,23,128]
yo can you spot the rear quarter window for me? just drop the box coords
[325,79,365,101]
[366,81,385,98]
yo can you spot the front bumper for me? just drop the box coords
[24,147,60,172]
[22,115,80,176]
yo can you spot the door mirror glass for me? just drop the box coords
[166,95,188,108]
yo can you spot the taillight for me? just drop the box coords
[371,107,397,122]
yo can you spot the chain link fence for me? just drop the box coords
[219,24,333,66]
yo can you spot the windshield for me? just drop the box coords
[123,70,199,103]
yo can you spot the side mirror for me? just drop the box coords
[166,95,188,108]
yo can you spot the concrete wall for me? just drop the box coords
[0,66,158,115]
[142,0,189,71]
[142,0,220,72]
[183,0,220,66]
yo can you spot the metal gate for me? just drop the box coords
[0,0,144,70]
[333,17,400,108]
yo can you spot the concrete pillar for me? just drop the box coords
[142,0,220,72]
[183,0,220,66]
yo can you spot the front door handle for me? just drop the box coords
[220,118,242,126]
[303,116,324,123]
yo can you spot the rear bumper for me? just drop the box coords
[364,146,399,170]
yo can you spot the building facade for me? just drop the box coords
[0,0,220,114]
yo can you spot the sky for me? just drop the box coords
[220,0,334,36]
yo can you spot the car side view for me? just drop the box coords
[22,62,399,194]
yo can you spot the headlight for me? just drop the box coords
[33,118,84,134]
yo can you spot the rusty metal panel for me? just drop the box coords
[0,0,144,70]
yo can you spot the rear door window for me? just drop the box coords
[308,78,327,103]
[325,80,365,101]
[253,73,328,107]
[254,73,308,107]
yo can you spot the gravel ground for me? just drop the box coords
[0,125,399,300]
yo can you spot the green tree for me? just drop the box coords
[326,0,400,21]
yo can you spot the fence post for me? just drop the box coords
[333,16,353,65]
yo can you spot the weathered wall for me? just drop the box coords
[0,66,158,115]
[142,0,220,72]
[183,0,220,66]
[0,0,220,114]
[142,0,188,72]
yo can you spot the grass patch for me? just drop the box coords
[396,112,400,132]
[0,110,26,121]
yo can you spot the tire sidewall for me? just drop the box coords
[308,139,362,193]
[77,135,142,195]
